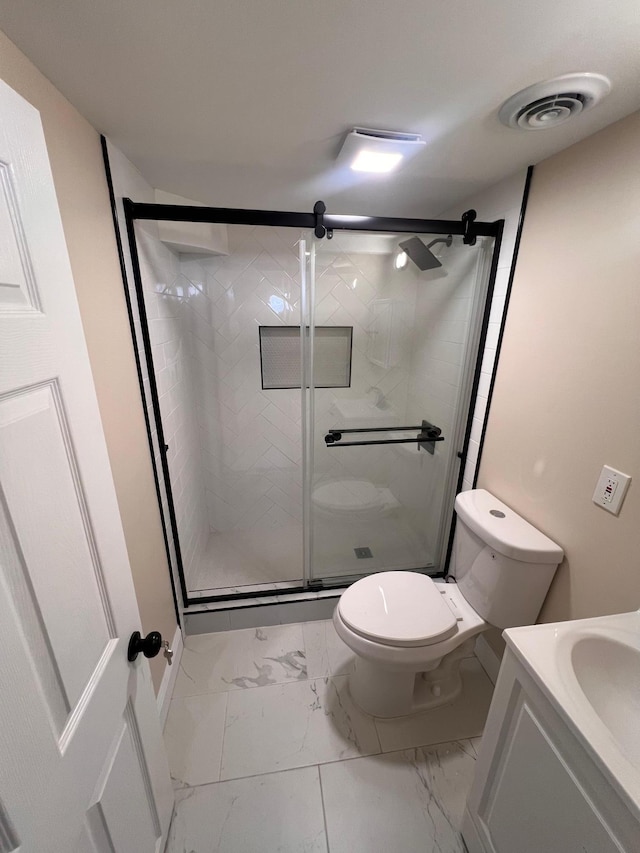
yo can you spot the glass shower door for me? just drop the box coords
[306,229,494,585]
[131,218,318,600]
[122,192,501,604]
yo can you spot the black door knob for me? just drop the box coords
[128,630,162,662]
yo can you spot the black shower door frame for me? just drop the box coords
[121,197,503,608]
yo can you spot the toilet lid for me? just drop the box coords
[338,572,458,648]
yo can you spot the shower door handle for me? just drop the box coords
[324,420,443,454]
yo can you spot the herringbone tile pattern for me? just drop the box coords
[179,227,419,584]
[137,223,477,593]
[137,228,210,587]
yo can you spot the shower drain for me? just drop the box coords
[354,547,373,559]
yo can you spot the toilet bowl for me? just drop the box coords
[334,574,485,717]
[334,489,563,718]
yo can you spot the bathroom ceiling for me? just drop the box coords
[1,0,640,217]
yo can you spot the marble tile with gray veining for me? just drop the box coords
[173,623,307,697]
[220,674,380,780]
[302,619,355,679]
[374,657,494,752]
[320,739,479,853]
[405,739,480,834]
[164,692,228,788]
[166,766,327,853]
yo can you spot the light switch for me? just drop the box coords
[592,465,631,515]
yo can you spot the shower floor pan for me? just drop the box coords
[186,515,432,598]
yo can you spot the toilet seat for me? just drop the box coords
[338,571,458,648]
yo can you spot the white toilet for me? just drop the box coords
[333,489,563,717]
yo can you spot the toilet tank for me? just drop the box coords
[453,489,563,629]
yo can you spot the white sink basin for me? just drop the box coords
[569,634,640,767]
[504,610,640,820]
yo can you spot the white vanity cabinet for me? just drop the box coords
[462,646,640,853]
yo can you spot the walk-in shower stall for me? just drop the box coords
[122,199,502,608]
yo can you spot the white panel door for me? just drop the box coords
[0,80,174,852]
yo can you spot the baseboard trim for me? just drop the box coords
[156,624,183,728]
[461,808,486,853]
[474,635,501,685]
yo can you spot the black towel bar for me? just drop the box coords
[324,420,444,454]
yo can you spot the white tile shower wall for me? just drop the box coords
[311,235,419,490]
[178,228,422,547]
[178,226,305,545]
[402,241,483,556]
[438,170,529,492]
[135,228,210,587]
[177,225,496,579]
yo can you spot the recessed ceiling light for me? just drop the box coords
[338,127,426,174]
[351,150,404,173]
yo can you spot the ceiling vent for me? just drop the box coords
[499,73,611,130]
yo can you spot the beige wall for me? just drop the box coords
[479,109,640,649]
[0,31,177,692]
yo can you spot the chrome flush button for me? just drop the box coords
[490,509,505,518]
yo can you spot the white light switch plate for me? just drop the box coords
[592,465,631,515]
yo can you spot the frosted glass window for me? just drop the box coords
[259,326,352,389]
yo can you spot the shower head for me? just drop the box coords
[398,235,453,271]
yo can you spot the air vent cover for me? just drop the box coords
[499,73,611,131]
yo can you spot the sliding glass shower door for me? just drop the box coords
[130,219,316,601]
[122,194,500,605]
[305,230,494,585]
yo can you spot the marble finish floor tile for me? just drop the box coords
[320,739,481,853]
[166,766,327,853]
[173,623,307,697]
[221,675,380,780]
[164,692,228,788]
[374,658,494,752]
[302,619,355,679]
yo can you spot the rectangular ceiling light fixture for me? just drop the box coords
[339,127,426,174]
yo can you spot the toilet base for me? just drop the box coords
[348,642,471,718]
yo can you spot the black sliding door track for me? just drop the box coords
[125,199,502,238]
